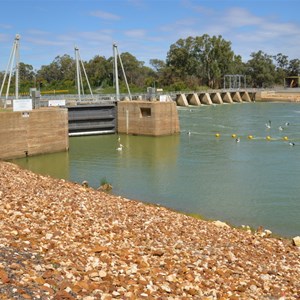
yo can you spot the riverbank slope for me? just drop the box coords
[0,161,299,299]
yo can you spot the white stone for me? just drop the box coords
[292,236,300,246]
[166,274,177,282]
[213,220,230,228]
[34,265,43,271]
[45,233,53,240]
[161,284,171,293]
[264,229,272,236]
[99,270,107,278]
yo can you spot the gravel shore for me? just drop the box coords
[0,161,299,299]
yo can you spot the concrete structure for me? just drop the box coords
[240,91,252,102]
[255,90,300,102]
[221,92,234,103]
[187,93,201,106]
[0,108,69,159]
[210,92,223,104]
[199,93,213,105]
[231,92,242,103]
[117,101,180,136]
[176,94,189,107]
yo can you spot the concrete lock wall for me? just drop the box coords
[117,101,180,136]
[0,108,69,159]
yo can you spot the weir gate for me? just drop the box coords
[42,89,256,136]
[67,103,116,136]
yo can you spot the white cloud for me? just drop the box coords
[26,29,50,36]
[0,23,12,29]
[222,7,263,28]
[90,10,121,21]
[25,36,67,46]
[181,0,213,15]
[0,33,9,42]
[124,29,146,38]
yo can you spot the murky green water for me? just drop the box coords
[11,102,300,237]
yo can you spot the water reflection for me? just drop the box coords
[68,134,180,193]
[10,151,70,179]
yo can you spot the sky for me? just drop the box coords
[0,0,300,72]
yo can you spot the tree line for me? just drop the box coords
[1,34,300,94]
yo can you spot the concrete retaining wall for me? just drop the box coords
[0,108,69,159]
[255,91,300,102]
[117,101,180,136]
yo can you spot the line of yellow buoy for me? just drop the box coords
[215,133,289,141]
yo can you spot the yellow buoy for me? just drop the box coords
[283,136,289,141]
[232,134,237,138]
[248,135,253,139]
[215,133,220,138]
[266,136,271,140]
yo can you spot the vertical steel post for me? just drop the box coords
[15,34,20,99]
[75,46,81,101]
[116,46,132,101]
[113,43,120,101]
[0,34,20,108]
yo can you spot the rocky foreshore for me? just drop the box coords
[0,161,299,299]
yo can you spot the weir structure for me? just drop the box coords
[174,90,254,107]
[0,36,255,141]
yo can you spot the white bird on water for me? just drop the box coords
[116,144,124,151]
[265,120,271,129]
[235,138,240,143]
[289,142,295,146]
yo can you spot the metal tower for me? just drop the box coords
[74,46,94,102]
[0,34,21,108]
[113,43,132,101]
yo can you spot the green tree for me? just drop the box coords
[19,63,35,82]
[273,53,289,85]
[287,59,300,76]
[119,52,144,85]
[166,35,236,89]
[246,51,276,88]
[149,59,166,72]
[166,36,196,85]
[37,55,75,90]
[86,55,111,89]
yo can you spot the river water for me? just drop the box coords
[11,102,300,237]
